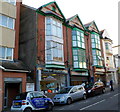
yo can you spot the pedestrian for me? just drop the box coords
[110,80,114,91]
[56,83,59,91]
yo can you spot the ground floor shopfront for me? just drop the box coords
[0,70,27,111]
[40,69,67,93]
[105,68,118,85]
[93,67,106,85]
[70,71,89,86]
[39,69,89,93]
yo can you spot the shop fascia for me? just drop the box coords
[42,69,68,74]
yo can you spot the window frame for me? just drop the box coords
[91,32,103,66]
[0,46,13,61]
[73,48,86,69]
[72,29,85,49]
[46,17,63,38]
[3,0,16,5]
[0,14,15,29]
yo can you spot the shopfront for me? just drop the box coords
[71,71,89,86]
[41,69,67,93]
[94,68,106,84]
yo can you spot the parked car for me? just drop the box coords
[11,91,54,112]
[84,81,105,97]
[53,85,86,105]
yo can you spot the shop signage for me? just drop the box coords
[4,78,22,82]
[95,68,105,72]
[43,69,67,74]
[26,83,35,92]
[107,68,117,71]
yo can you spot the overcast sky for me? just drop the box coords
[22,0,119,46]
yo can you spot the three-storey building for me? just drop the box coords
[0,1,29,110]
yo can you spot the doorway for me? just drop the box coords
[4,83,21,108]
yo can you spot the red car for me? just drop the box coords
[84,81,105,97]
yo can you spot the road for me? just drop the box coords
[53,86,120,111]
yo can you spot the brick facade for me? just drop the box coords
[37,14,45,65]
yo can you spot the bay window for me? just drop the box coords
[73,48,86,68]
[92,49,102,66]
[72,28,86,69]
[46,17,62,38]
[72,30,85,48]
[45,17,64,64]
[91,33,103,66]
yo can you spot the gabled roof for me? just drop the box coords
[37,1,65,20]
[100,29,112,41]
[66,14,85,30]
[84,21,100,33]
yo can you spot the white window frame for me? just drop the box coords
[45,17,64,65]
[3,0,16,5]
[0,14,15,29]
[0,46,13,61]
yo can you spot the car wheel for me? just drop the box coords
[24,108,32,112]
[83,94,87,100]
[67,98,72,105]
[46,103,53,111]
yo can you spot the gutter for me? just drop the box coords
[0,65,30,73]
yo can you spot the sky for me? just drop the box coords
[22,0,119,46]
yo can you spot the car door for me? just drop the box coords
[77,86,84,99]
[69,87,78,101]
[94,83,100,94]
[30,92,45,109]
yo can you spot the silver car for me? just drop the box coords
[53,85,86,104]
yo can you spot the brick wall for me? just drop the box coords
[1,71,26,110]
[37,14,45,65]
[63,25,72,67]
[14,2,21,59]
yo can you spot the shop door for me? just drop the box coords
[4,83,21,108]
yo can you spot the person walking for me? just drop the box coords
[110,80,114,91]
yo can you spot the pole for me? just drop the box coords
[66,67,71,87]
[36,66,41,91]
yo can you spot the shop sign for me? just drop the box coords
[26,83,35,92]
[95,68,105,72]
[4,78,22,82]
[107,68,117,71]
[43,69,67,74]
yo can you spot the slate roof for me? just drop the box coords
[0,60,30,72]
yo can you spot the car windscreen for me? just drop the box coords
[85,83,94,89]
[14,92,28,100]
[58,87,72,94]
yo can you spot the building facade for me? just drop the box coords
[66,15,89,85]
[101,29,117,85]
[112,45,120,84]
[0,1,28,111]
[84,21,106,84]
[19,2,70,93]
